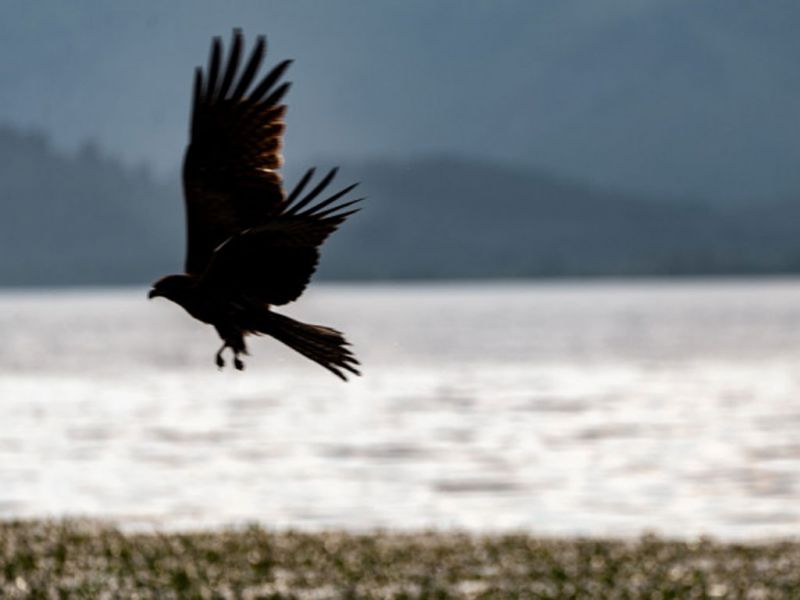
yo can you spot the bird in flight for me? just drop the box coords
[149,30,363,380]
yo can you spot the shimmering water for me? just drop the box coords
[1,280,800,538]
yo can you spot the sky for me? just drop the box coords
[1,0,799,203]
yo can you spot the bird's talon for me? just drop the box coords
[234,357,245,371]
[216,355,225,369]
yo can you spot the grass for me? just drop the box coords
[1,520,800,598]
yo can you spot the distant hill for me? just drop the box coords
[317,158,800,279]
[0,127,182,285]
[1,127,800,286]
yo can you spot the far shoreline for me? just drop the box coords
[4,272,800,294]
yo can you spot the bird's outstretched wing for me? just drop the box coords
[200,168,363,306]
[183,29,293,274]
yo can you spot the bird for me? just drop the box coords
[149,29,363,380]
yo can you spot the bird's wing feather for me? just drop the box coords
[200,170,363,306]
[183,29,293,274]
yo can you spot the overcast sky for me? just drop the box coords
[2,0,799,202]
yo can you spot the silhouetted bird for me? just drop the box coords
[149,30,363,380]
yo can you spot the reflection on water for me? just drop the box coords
[1,280,800,538]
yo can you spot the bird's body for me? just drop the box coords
[149,30,362,380]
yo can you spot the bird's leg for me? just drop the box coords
[233,350,245,371]
[215,343,227,369]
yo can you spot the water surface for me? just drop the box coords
[1,280,800,538]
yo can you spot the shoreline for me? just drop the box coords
[2,520,799,598]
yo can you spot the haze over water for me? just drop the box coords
[1,280,800,538]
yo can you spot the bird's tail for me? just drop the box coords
[258,311,361,381]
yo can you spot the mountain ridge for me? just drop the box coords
[1,127,799,286]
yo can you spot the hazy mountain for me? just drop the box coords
[0,1,799,204]
[0,127,181,285]
[2,127,800,286]
[319,158,798,280]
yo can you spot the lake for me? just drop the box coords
[1,279,800,538]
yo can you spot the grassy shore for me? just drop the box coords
[1,521,800,598]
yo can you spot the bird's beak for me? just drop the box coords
[148,289,160,300]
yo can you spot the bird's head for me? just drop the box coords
[148,274,194,302]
